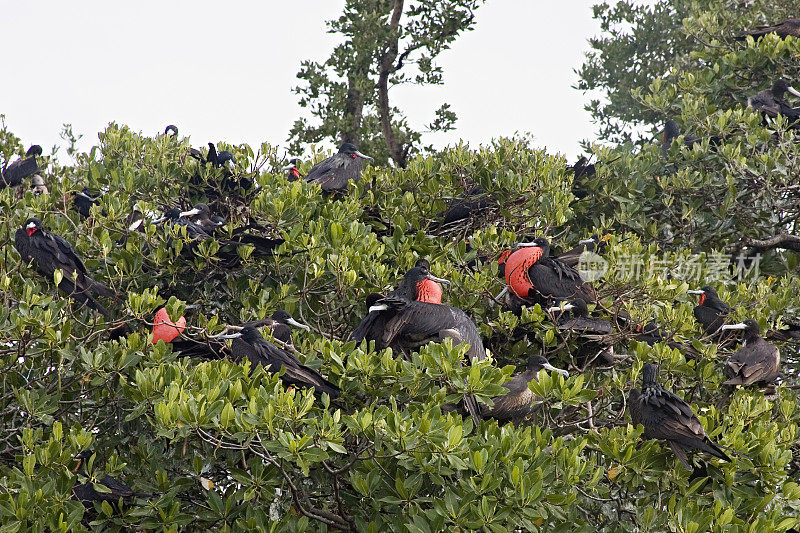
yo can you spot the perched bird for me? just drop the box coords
[498,237,595,307]
[549,298,614,367]
[736,19,800,40]
[220,326,340,398]
[72,452,137,507]
[282,158,302,182]
[1,145,42,188]
[157,208,214,240]
[29,175,48,196]
[180,203,225,233]
[390,259,450,304]
[206,143,237,168]
[628,319,701,360]
[305,142,373,193]
[350,293,392,345]
[14,218,115,317]
[246,309,310,348]
[482,355,568,424]
[747,79,800,119]
[164,124,179,136]
[429,184,493,231]
[720,319,780,386]
[687,286,730,334]
[555,234,609,268]
[629,363,731,469]
[660,120,720,156]
[72,188,102,218]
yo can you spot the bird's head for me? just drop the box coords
[526,355,569,377]
[339,142,374,162]
[271,309,310,331]
[164,125,179,136]
[24,218,42,236]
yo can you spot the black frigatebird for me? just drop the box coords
[556,234,609,268]
[305,142,373,193]
[482,355,568,424]
[567,156,595,199]
[246,309,310,348]
[350,293,391,344]
[73,188,102,218]
[375,297,486,423]
[282,158,302,182]
[72,451,139,507]
[498,237,595,308]
[1,145,42,188]
[748,79,800,120]
[687,286,730,334]
[660,120,721,156]
[549,298,614,367]
[629,363,731,469]
[429,184,493,232]
[736,19,800,40]
[164,125,179,136]
[219,325,340,398]
[14,218,116,317]
[180,203,225,233]
[720,319,780,386]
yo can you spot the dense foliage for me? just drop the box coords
[2,2,800,532]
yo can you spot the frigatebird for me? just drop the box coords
[73,188,102,218]
[1,145,41,188]
[247,309,310,348]
[661,120,721,156]
[549,298,614,367]
[556,234,609,268]
[627,319,701,360]
[152,306,188,344]
[14,218,115,317]
[350,262,449,343]
[720,319,780,386]
[29,175,48,196]
[282,159,302,182]
[72,451,137,507]
[687,286,730,334]
[629,363,731,469]
[481,355,568,424]
[748,79,800,120]
[220,325,340,398]
[429,184,493,231]
[305,142,373,193]
[180,203,225,233]
[567,156,595,199]
[498,237,595,306]
[736,19,800,40]
[164,124,179,136]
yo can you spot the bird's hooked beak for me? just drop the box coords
[721,323,747,331]
[184,304,199,310]
[354,150,374,162]
[216,332,243,339]
[281,162,296,171]
[494,286,509,300]
[686,290,705,295]
[368,304,389,313]
[426,273,451,286]
[514,241,540,247]
[578,238,595,245]
[788,86,800,98]
[286,318,311,331]
[547,303,574,313]
[542,363,569,377]
[180,207,201,217]
[151,216,167,224]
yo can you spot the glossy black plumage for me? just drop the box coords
[747,79,800,120]
[164,124,179,136]
[245,309,310,348]
[73,188,102,218]
[305,142,373,193]
[14,218,115,317]
[556,234,608,268]
[688,286,730,334]
[629,319,701,360]
[568,156,595,199]
[736,19,800,40]
[551,298,612,335]
[1,145,41,187]
[228,326,340,398]
[522,238,595,303]
[482,355,568,424]
[72,452,136,507]
[661,120,721,156]
[629,363,730,469]
[721,319,780,386]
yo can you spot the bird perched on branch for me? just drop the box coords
[720,319,780,386]
[305,142,373,193]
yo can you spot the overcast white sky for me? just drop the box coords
[2,1,601,161]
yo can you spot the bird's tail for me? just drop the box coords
[463,394,481,426]
[349,311,380,343]
[699,437,732,463]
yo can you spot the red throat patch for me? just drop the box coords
[699,294,706,306]
[416,279,443,304]
[504,246,544,298]
[152,307,186,344]
[290,168,300,179]
[26,227,37,236]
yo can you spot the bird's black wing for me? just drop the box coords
[253,337,340,398]
[749,92,781,117]
[694,306,726,334]
[305,154,363,191]
[14,228,32,262]
[1,156,38,187]
[528,259,594,301]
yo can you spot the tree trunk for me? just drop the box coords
[342,73,364,145]
[377,0,406,168]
